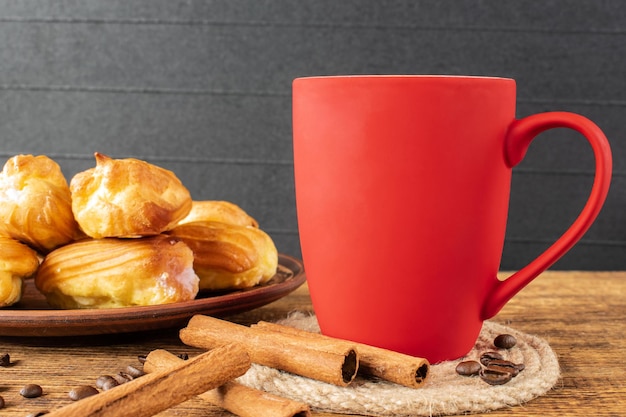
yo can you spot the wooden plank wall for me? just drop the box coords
[0,0,623,269]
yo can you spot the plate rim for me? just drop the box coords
[0,253,305,336]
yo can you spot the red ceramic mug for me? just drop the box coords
[292,75,612,363]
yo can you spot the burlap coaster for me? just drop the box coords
[237,312,560,416]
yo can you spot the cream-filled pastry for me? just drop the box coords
[167,221,278,291]
[177,200,259,228]
[0,154,82,253]
[35,235,199,309]
[0,237,40,307]
[70,153,192,238]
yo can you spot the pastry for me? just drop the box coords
[0,154,82,253]
[70,153,192,238]
[35,235,199,309]
[177,200,259,228]
[167,221,278,291]
[0,237,40,307]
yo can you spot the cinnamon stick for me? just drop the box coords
[44,344,250,417]
[180,315,359,386]
[144,349,311,417]
[254,321,429,388]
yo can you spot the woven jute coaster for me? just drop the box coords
[237,312,561,416]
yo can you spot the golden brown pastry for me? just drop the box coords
[35,235,199,309]
[70,153,192,238]
[177,200,259,228]
[167,221,278,291]
[0,154,82,253]
[0,237,40,307]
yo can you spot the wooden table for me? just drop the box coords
[0,271,624,416]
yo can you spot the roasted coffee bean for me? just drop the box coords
[455,360,482,376]
[494,359,524,373]
[20,383,43,398]
[118,371,136,381]
[0,353,10,367]
[479,367,513,385]
[95,375,118,389]
[101,378,120,391]
[479,351,504,366]
[485,359,522,377]
[96,375,112,389]
[69,385,99,401]
[112,372,132,385]
[125,364,145,378]
[494,334,517,349]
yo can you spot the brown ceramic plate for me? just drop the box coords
[0,254,305,337]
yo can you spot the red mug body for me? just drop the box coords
[292,75,612,363]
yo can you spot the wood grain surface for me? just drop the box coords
[0,271,624,416]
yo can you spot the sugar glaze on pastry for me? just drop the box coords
[35,235,199,309]
[0,155,82,253]
[0,237,40,307]
[177,200,259,228]
[70,153,192,238]
[167,221,278,291]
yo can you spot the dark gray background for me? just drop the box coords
[0,1,624,269]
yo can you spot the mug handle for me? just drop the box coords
[481,111,613,320]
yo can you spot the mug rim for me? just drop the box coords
[294,74,513,81]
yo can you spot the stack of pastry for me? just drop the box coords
[0,152,278,309]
